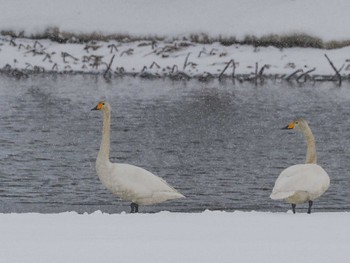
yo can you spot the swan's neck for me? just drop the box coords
[98,109,110,161]
[302,124,317,164]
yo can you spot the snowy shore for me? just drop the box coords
[1,0,350,80]
[1,36,350,82]
[1,210,350,263]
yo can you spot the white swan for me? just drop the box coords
[270,118,330,214]
[92,101,185,213]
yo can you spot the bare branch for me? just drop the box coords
[285,69,303,81]
[107,44,119,53]
[103,54,115,78]
[120,49,134,57]
[150,61,160,69]
[34,41,43,49]
[324,54,342,86]
[219,59,235,80]
[296,68,316,83]
[183,53,191,70]
[258,64,269,76]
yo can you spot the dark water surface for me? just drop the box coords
[1,75,350,213]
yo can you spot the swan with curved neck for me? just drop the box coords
[270,118,330,214]
[92,101,185,213]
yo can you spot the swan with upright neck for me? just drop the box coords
[92,101,185,213]
[270,118,330,214]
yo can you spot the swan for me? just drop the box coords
[91,101,185,213]
[270,118,330,214]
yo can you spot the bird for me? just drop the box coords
[270,118,330,214]
[91,101,185,213]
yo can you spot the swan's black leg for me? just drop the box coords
[292,204,296,214]
[130,202,139,213]
[307,200,313,214]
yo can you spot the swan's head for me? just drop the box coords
[91,101,110,112]
[282,118,307,131]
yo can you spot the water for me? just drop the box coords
[0,75,350,213]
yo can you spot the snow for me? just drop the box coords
[1,210,350,263]
[1,36,350,78]
[1,1,350,78]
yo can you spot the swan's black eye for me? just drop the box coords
[295,121,298,124]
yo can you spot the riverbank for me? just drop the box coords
[1,36,349,84]
[1,0,350,83]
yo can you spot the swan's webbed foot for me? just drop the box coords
[307,200,313,214]
[292,203,296,214]
[130,202,139,213]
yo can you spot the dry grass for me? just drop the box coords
[2,27,350,49]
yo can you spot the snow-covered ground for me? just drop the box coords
[2,211,350,263]
[1,36,350,79]
[1,0,350,78]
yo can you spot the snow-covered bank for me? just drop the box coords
[2,0,350,80]
[1,36,349,80]
[1,211,349,263]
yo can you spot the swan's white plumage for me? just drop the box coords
[93,101,184,207]
[270,164,330,203]
[97,160,185,205]
[270,118,330,209]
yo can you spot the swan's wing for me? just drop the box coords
[270,164,330,200]
[109,163,184,205]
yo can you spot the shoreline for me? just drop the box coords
[0,36,349,85]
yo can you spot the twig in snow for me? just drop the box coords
[18,44,25,50]
[254,62,259,85]
[198,49,208,58]
[25,63,33,70]
[324,54,342,86]
[42,53,51,62]
[84,44,102,53]
[209,48,218,55]
[219,59,236,80]
[90,55,104,69]
[296,68,316,83]
[151,40,158,49]
[52,63,58,71]
[150,62,160,69]
[10,39,16,47]
[61,52,78,63]
[34,41,43,49]
[120,49,134,57]
[103,55,115,78]
[183,53,191,70]
[258,64,269,76]
[285,69,303,81]
[107,44,119,53]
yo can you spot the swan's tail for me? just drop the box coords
[157,191,185,201]
[270,191,295,200]
[138,191,185,205]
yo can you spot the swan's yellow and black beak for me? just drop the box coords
[282,121,295,130]
[91,102,104,111]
